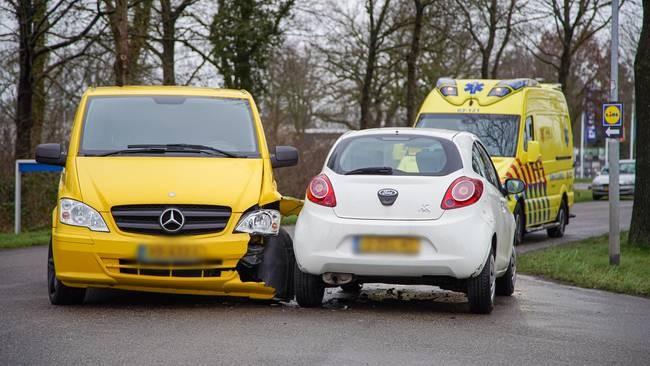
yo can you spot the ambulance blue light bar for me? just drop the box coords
[488,78,539,97]
[436,78,457,96]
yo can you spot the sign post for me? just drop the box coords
[607,0,620,266]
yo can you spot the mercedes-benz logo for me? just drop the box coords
[159,208,185,233]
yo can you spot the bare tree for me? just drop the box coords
[5,0,103,158]
[149,0,196,85]
[405,0,434,125]
[454,0,523,79]
[103,0,154,86]
[531,0,613,94]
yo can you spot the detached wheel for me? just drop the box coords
[467,249,495,314]
[340,282,362,293]
[547,200,567,238]
[513,202,525,245]
[293,262,324,307]
[48,241,86,305]
[496,249,516,296]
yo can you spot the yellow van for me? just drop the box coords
[36,86,302,305]
[415,78,574,244]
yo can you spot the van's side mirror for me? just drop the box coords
[503,178,526,195]
[524,141,541,163]
[271,146,299,168]
[35,143,66,166]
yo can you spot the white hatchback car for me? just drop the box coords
[293,128,524,314]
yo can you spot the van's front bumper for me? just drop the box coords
[51,216,276,299]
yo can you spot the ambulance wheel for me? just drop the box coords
[294,262,324,307]
[547,200,568,238]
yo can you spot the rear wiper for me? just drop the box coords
[126,144,241,158]
[344,166,394,175]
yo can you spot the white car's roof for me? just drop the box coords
[340,127,464,141]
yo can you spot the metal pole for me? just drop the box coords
[609,0,620,265]
[630,104,635,160]
[14,161,21,234]
[580,112,585,179]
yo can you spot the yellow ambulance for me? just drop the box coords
[415,78,574,244]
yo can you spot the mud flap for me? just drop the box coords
[256,228,295,300]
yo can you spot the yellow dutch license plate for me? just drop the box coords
[355,237,420,255]
[137,244,206,263]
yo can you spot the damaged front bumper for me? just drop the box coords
[52,219,293,300]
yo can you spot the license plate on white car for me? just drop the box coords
[354,236,420,255]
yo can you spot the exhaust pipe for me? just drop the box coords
[322,272,354,285]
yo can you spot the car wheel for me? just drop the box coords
[467,249,495,314]
[513,202,525,245]
[592,194,602,200]
[547,200,567,238]
[48,240,86,305]
[293,261,324,307]
[496,249,516,296]
[340,282,362,293]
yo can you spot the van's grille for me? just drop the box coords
[111,205,231,235]
[116,259,226,278]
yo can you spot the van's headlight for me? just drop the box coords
[235,209,280,235]
[59,198,109,232]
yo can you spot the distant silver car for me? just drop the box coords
[591,160,635,200]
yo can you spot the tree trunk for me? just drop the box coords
[405,0,424,126]
[108,0,130,86]
[628,0,650,247]
[15,0,36,159]
[31,0,48,151]
[160,0,176,85]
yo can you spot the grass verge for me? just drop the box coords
[519,232,650,297]
[0,229,50,249]
[574,189,592,203]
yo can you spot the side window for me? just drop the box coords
[472,145,487,178]
[524,116,534,151]
[477,143,499,188]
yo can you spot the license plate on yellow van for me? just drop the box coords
[137,244,205,263]
[355,237,420,255]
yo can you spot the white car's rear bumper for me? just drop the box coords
[293,203,494,280]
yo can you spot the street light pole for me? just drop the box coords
[580,112,585,179]
[609,0,621,265]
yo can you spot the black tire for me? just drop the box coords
[467,249,495,314]
[48,241,86,305]
[513,202,525,246]
[293,261,324,307]
[496,249,516,296]
[592,194,603,200]
[547,200,568,238]
[340,282,362,293]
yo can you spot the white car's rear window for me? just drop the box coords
[327,134,462,176]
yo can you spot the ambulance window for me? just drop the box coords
[524,116,534,151]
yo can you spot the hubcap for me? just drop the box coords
[558,207,566,233]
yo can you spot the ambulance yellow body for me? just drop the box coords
[416,79,574,243]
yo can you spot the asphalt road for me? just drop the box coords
[0,200,647,365]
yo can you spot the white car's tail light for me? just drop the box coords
[307,174,337,207]
[441,177,483,209]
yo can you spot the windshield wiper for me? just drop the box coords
[162,144,241,158]
[98,147,168,157]
[344,166,394,175]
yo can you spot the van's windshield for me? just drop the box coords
[416,113,519,157]
[79,96,259,157]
